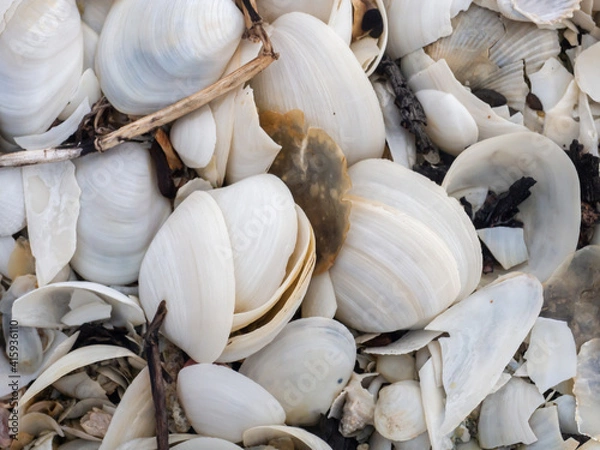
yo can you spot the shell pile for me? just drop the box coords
[2,0,600,449]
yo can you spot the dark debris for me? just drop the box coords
[305,416,358,450]
[376,55,440,164]
[72,323,140,353]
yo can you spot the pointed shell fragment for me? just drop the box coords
[425,272,543,435]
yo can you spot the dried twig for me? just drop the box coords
[144,300,169,450]
[0,0,277,168]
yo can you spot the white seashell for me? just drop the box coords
[529,57,574,112]
[524,406,573,449]
[218,205,315,362]
[574,338,600,440]
[331,196,461,332]
[524,317,577,394]
[418,359,453,450]
[301,270,337,319]
[377,352,418,382]
[171,438,241,450]
[177,364,286,443]
[477,227,529,270]
[72,142,171,285]
[0,0,83,147]
[443,132,581,282]
[12,281,145,329]
[348,159,481,302]
[251,12,385,166]
[96,0,244,115]
[226,85,282,183]
[174,178,213,209]
[0,168,26,236]
[15,98,90,150]
[208,174,297,314]
[98,367,154,450]
[543,79,580,148]
[374,380,427,441]
[170,105,216,169]
[498,0,581,25]
[425,272,543,435]
[329,372,377,436]
[554,395,579,435]
[415,89,478,155]
[579,89,599,155]
[22,161,80,286]
[240,317,356,426]
[408,59,528,140]
[386,0,454,59]
[477,377,544,447]
[139,191,235,363]
[575,42,600,103]
[258,0,335,23]
[243,425,333,450]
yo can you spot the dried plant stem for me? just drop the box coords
[144,300,169,450]
[0,0,277,169]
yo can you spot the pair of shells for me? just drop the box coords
[138,174,316,363]
[95,0,385,182]
[329,158,482,333]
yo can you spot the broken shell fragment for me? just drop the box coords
[425,272,543,435]
[573,338,600,440]
[177,363,286,443]
[243,425,333,450]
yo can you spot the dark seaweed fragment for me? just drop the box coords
[375,55,440,164]
[305,416,358,450]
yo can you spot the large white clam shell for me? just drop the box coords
[177,363,286,443]
[138,191,236,363]
[442,131,581,282]
[95,0,244,115]
[330,196,461,332]
[251,12,385,166]
[240,317,356,426]
[0,0,83,147]
[72,142,171,285]
[349,159,482,300]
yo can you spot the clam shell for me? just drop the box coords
[96,0,244,114]
[331,196,461,332]
[177,364,286,443]
[374,380,427,441]
[0,0,83,147]
[138,191,236,363]
[72,142,171,285]
[442,131,581,282]
[251,12,385,166]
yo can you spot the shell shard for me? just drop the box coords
[574,338,600,440]
[138,191,236,363]
[425,272,543,435]
[477,377,544,447]
[524,317,578,394]
[477,226,529,270]
[177,364,286,443]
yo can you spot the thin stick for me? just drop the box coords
[0,0,277,169]
[144,300,169,450]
